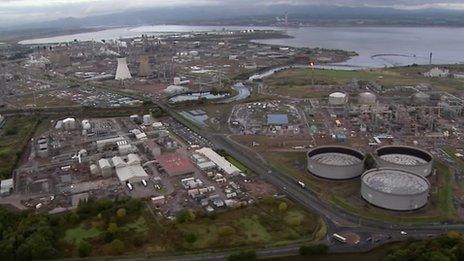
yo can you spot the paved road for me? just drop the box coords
[158,102,464,252]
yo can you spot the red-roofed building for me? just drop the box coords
[157,153,196,176]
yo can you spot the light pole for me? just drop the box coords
[309,61,315,87]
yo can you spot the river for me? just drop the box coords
[19,25,464,68]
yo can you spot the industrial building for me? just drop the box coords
[0,179,13,196]
[374,145,433,177]
[307,145,365,180]
[196,147,241,175]
[361,168,430,211]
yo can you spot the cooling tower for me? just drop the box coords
[115,57,132,80]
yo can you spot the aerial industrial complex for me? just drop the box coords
[1,24,464,259]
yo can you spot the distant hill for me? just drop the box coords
[3,5,464,31]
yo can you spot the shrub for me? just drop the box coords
[218,226,236,237]
[184,232,198,244]
[116,208,126,219]
[176,209,196,223]
[78,240,93,257]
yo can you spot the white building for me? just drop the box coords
[195,147,241,175]
[0,179,13,196]
[113,154,149,183]
[424,67,450,78]
[98,158,112,177]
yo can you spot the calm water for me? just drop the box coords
[168,91,228,103]
[19,25,464,68]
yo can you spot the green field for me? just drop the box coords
[264,66,464,98]
[64,225,102,244]
[163,198,326,252]
[225,155,257,176]
[265,151,455,224]
[0,116,40,179]
[435,161,458,220]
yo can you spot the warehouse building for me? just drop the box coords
[114,154,149,183]
[196,147,241,175]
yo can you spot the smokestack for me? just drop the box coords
[138,55,151,77]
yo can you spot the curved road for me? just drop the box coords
[158,102,463,255]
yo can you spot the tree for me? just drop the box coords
[364,153,376,170]
[78,241,93,257]
[278,202,288,212]
[228,250,256,261]
[176,209,196,223]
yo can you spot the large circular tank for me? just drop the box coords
[412,92,430,105]
[329,92,348,106]
[361,168,430,211]
[358,92,376,105]
[374,146,433,177]
[307,146,365,180]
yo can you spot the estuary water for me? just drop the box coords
[19,25,464,68]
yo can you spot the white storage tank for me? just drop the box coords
[361,168,430,211]
[329,92,348,106]
[358,92,376,105]
[62,118,76,130]
[374,145,433,177]
[307,145,365,180]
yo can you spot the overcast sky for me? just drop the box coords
[1,0,464,25]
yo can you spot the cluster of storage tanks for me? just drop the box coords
[328,92,377,106]
[307,145,433,211]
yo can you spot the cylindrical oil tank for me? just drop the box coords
[307,145,365,180]
[358,92,376,105]
[361,168,430,211]
[374,145,433,177]
[329,92,348,106]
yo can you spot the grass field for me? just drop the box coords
[0,116,40,179]
[265,151,455,224]
[64,225,102,244]
[172,198,326,251]
[264,66,464,98]
[225,155,256,176]
[435,161,458,220]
